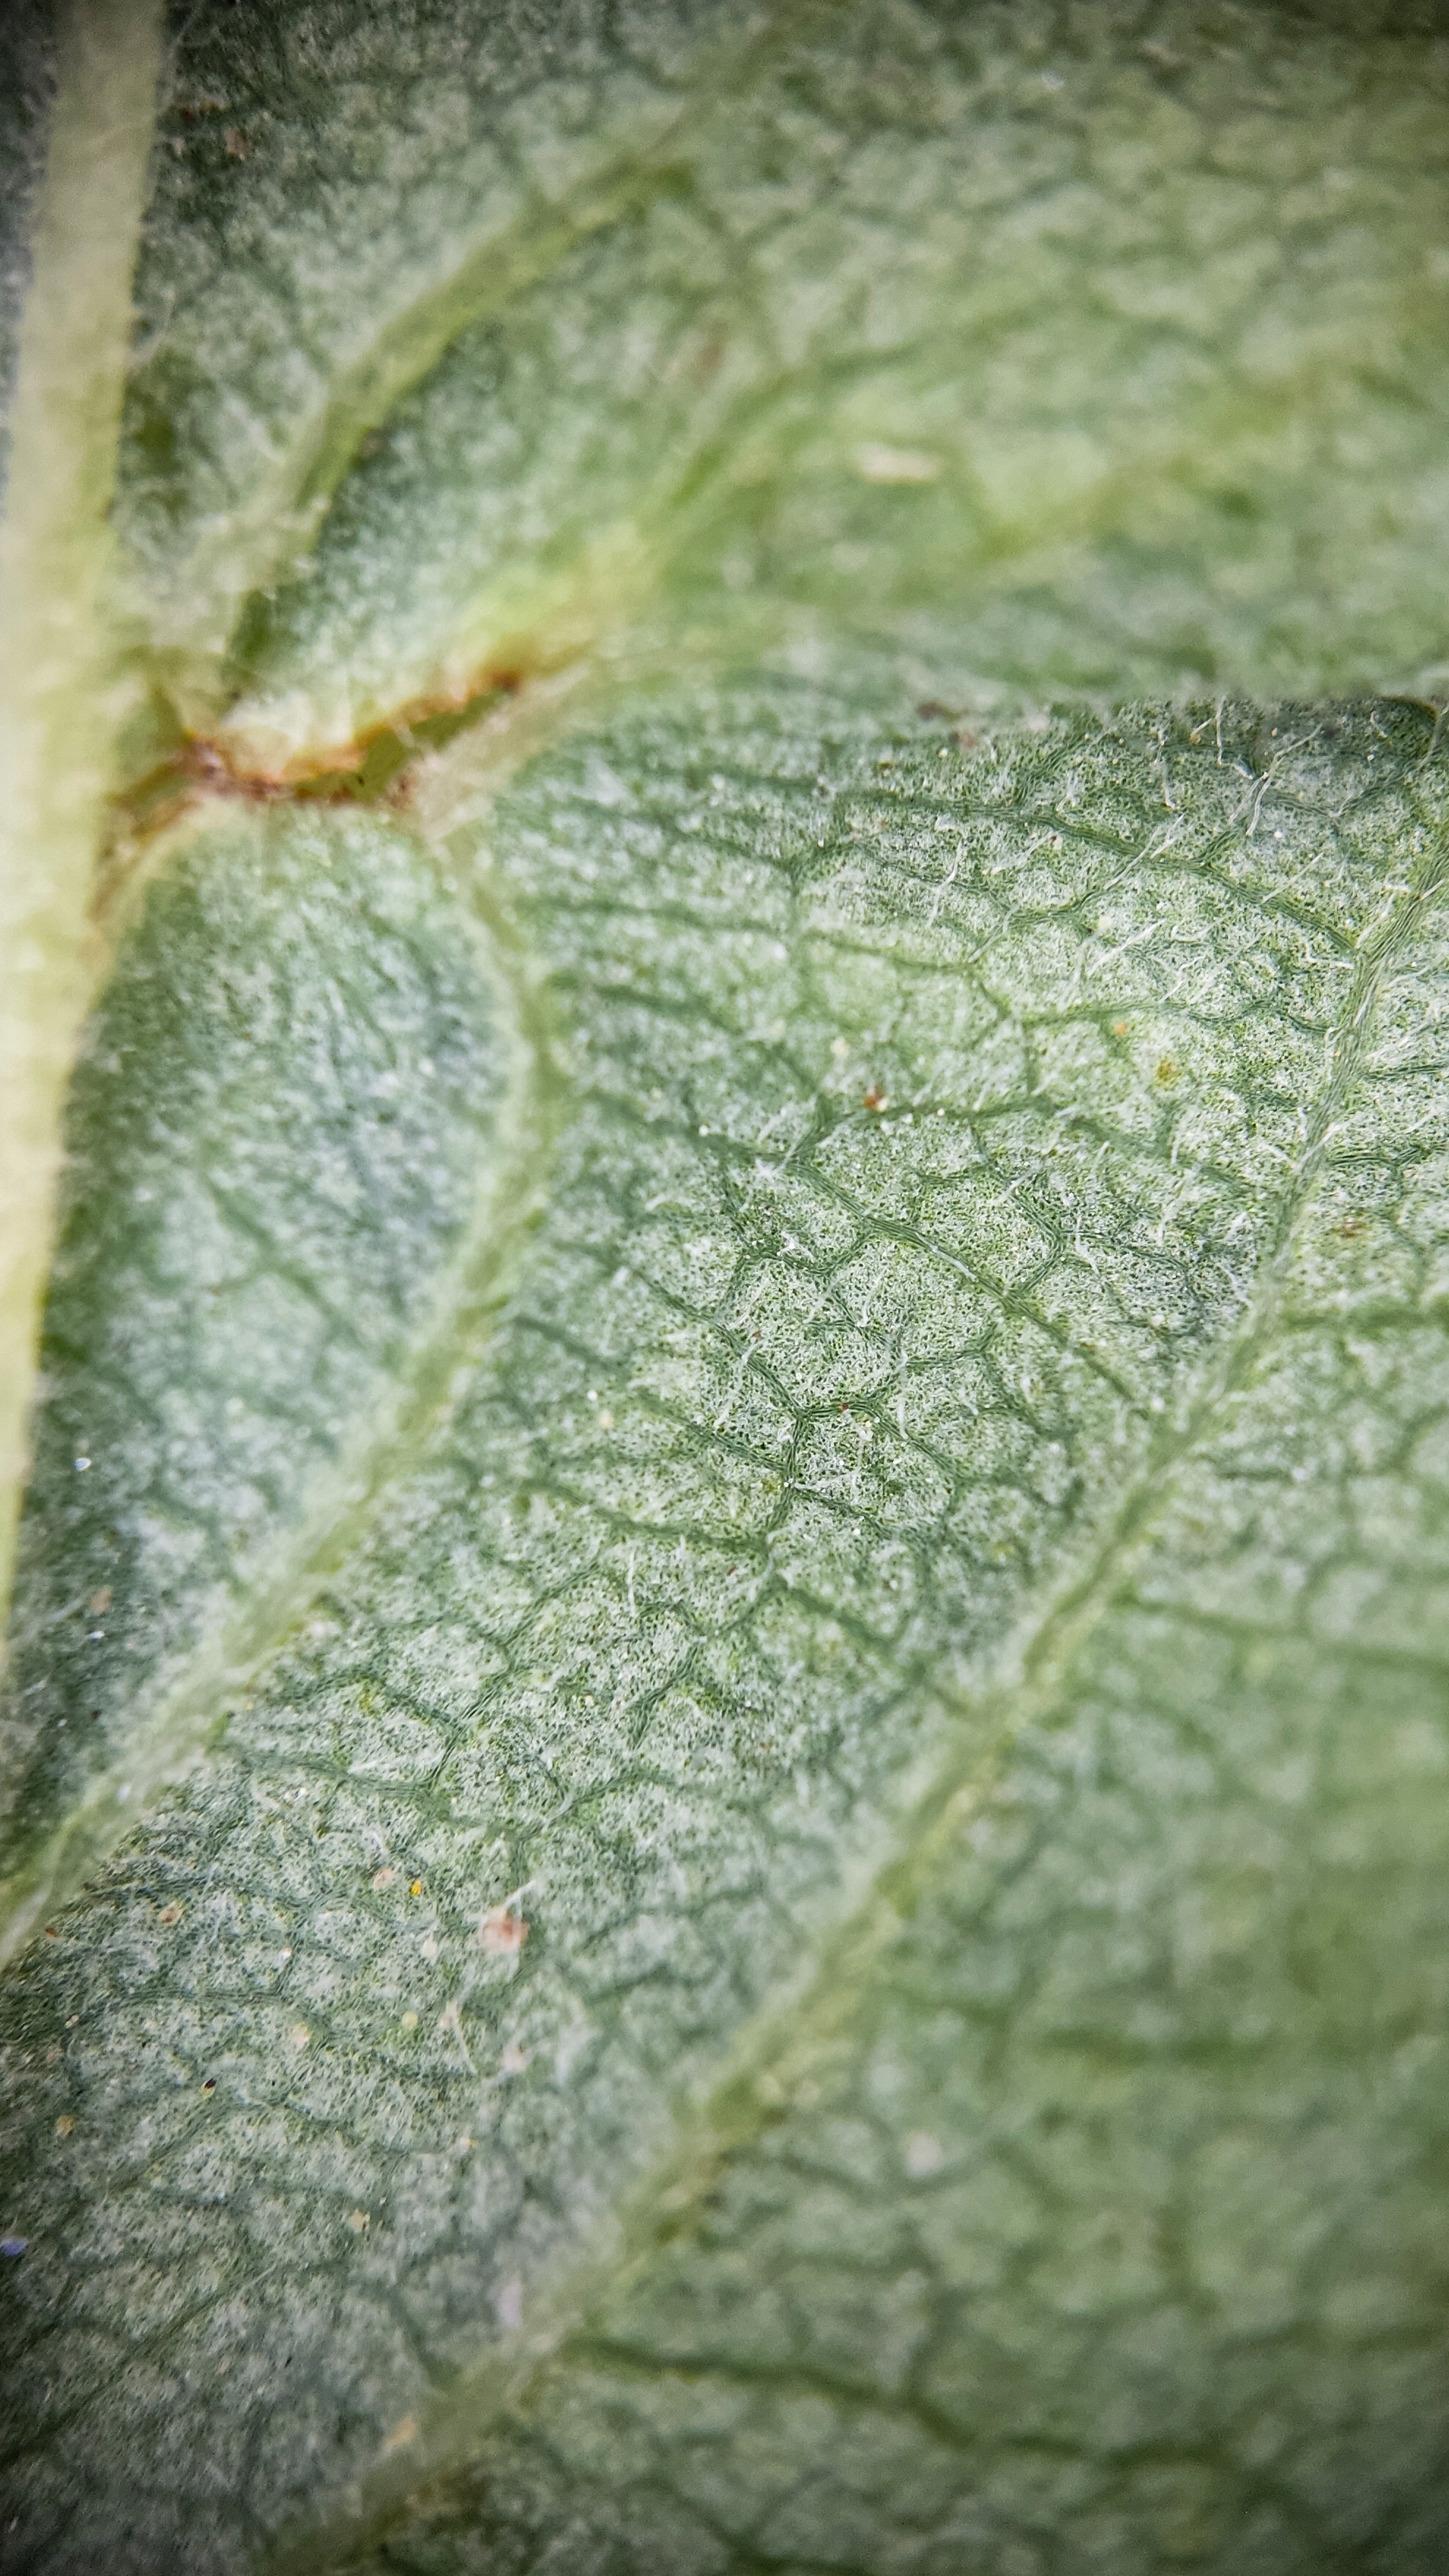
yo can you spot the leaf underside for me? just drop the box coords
[5,7,1449,2575]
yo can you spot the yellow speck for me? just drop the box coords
[55,2114,74,2139]
[409,1878,423,1896]
[345,2208,370,2234]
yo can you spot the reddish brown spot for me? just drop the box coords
[478,1907,529,1960]
[863,1086,889,1112]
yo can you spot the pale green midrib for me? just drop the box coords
[283,785,1449,2576]
[0,0,163,1678]
[0,850,565,1973]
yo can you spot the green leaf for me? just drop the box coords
[0,0,163,1633]
[5,7,1449,2573]
[0,800,540,1958]
[124,0,1449,773]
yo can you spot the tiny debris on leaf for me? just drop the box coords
[478,1906,528,1959]
[854,441,942,484]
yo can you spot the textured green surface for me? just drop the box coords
[135,0,1449,767]
[0,0,55,498]
[6,688,1449,2572]
[0,806,525,1947]
[5,1,1449,2570]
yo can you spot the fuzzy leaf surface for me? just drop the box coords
[4,5,1449,2573]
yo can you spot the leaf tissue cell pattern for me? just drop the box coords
[7,1,1449,2571]
[392,857,1449,2576]
[3,688,1449,2571]
[128,0,1449,769]
[0,807,523,1957]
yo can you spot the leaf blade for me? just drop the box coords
[4,685,1447,2569]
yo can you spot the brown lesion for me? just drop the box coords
[95,667,531,922]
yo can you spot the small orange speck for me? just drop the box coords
[863,1086,889,1112]
[1112,1020,1129,1037]
[42,1925,58,1939]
